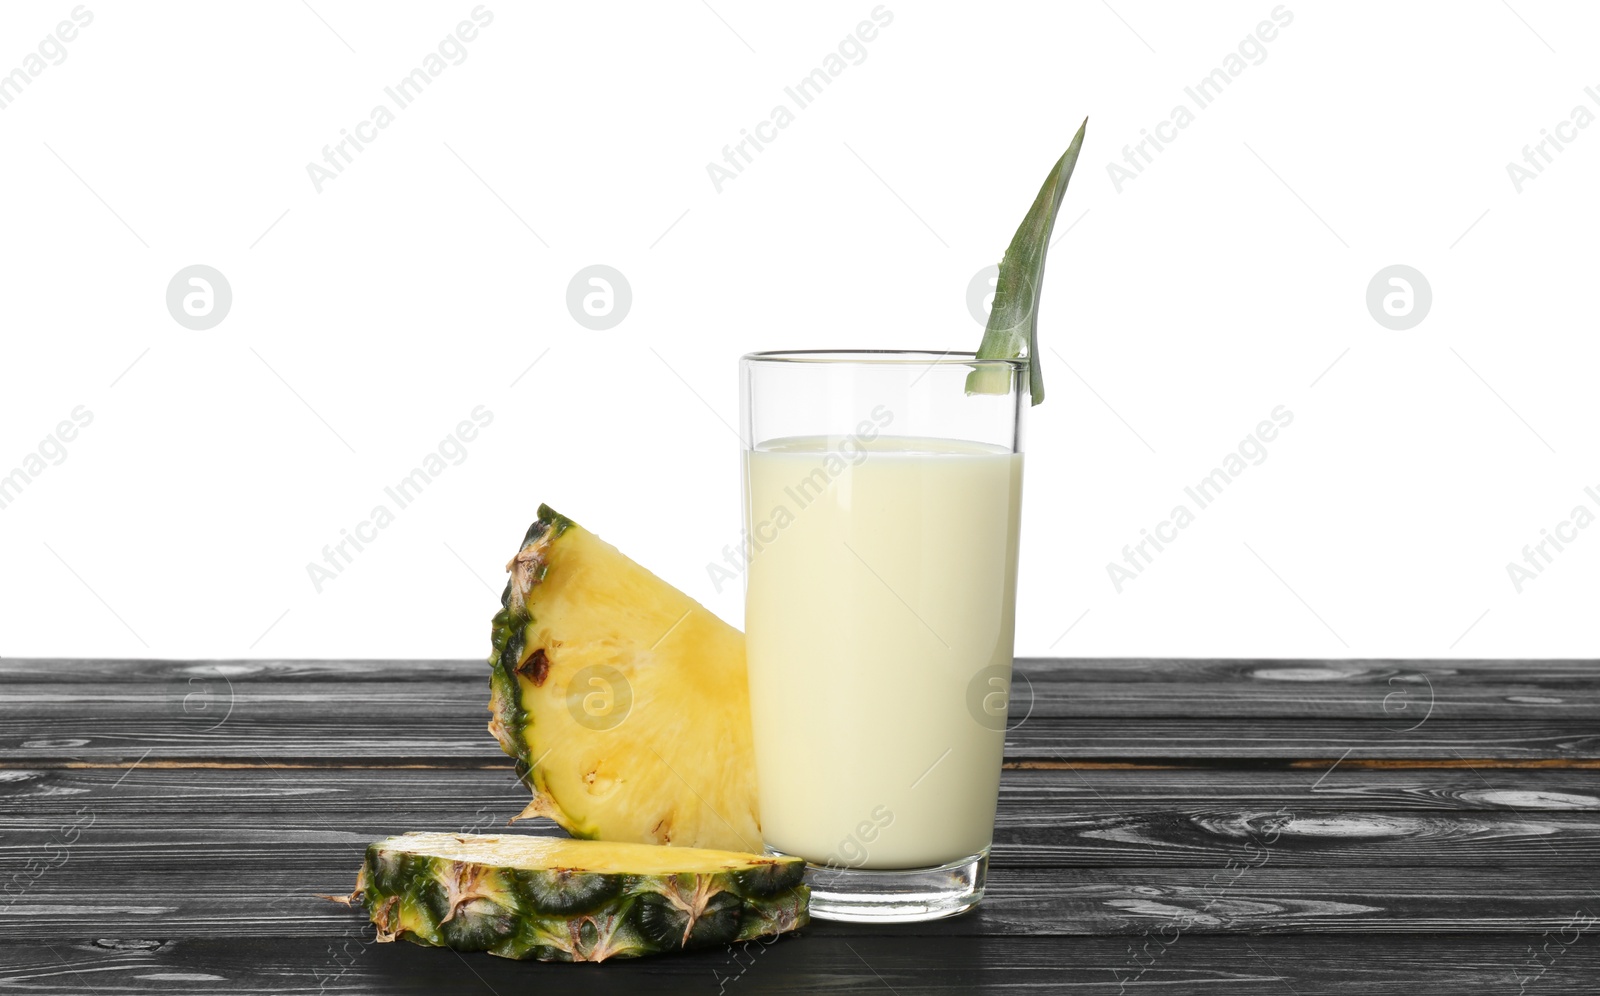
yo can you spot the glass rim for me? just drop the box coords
[741,349,1027,368]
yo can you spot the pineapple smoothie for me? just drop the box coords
[743,434,1023,870]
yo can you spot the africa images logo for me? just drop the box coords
[704,6,895,193]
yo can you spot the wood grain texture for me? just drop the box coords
[1,658,1596,994]
[4,768,1600,871]
[3,716,1595,764]
[8,763,1600,813]
[6,655,1598,715]
[5,850,1598,938]
[3,659,1596,768]
[1,933,1598,995]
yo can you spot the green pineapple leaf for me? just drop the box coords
[968,117,1088,405]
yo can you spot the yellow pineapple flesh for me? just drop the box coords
[487,506,762,852]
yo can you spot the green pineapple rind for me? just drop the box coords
[486,505,576,806]
[350,837,809,963]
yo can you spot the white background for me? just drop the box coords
[0,0,1595,662]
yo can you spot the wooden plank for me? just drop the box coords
[0,933,1595,995]
[3,659,1595,767]
[1004,718,1600,761]
[998,766,1600,811]
[3,715,1595,764]
[3,833,1596,938]
[1010,658,1600,719]
[7,764,1600,815]
[1,933,1597,995]
[0,659,473,682]
[5,813,1600,874]
[5,657,1598,718]
[4,768,1599,870]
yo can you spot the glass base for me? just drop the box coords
[768,847,988,923]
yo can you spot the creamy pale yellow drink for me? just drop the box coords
[743,434,1023,870]
[738,120,1077,918]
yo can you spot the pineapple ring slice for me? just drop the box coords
[336,832,807,962]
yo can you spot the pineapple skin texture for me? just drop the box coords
[350,833,808,963]
[486,506,764,852]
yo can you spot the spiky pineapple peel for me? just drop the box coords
[327,833,807,962]
[968,117,1089,405]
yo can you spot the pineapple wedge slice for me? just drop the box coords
[338,832,807,962]
[488,505,762,852]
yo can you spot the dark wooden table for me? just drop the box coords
[2,658,1597,993]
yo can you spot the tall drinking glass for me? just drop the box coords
[739,350,1027,922]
